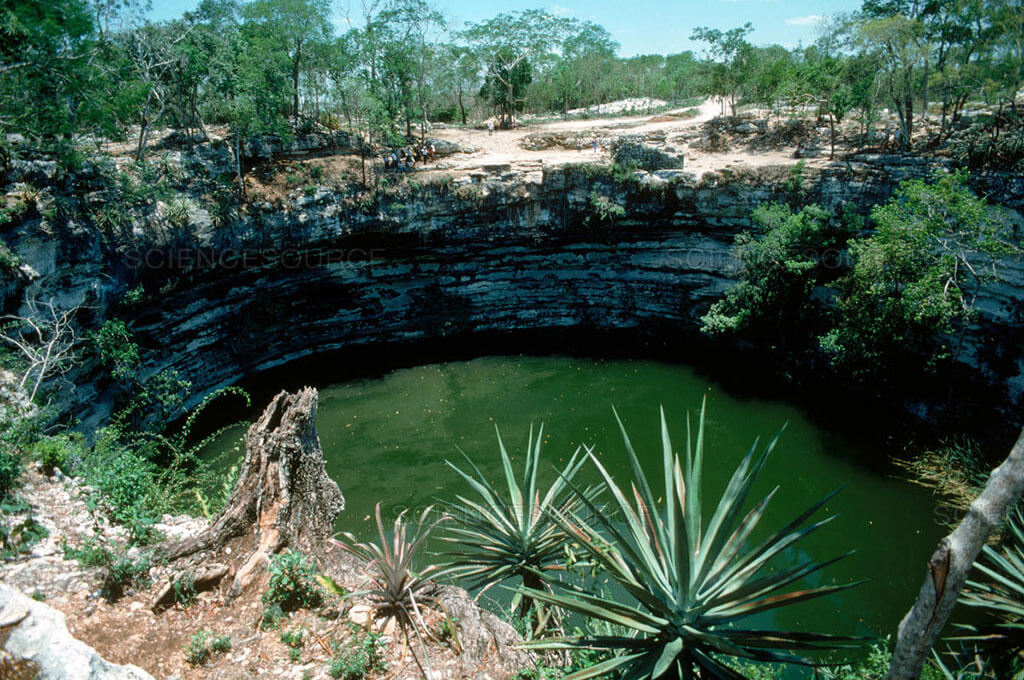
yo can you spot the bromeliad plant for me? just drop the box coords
[337,503,443,677]
[441,425,594,632]
[524,401,862,680]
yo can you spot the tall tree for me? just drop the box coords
[241,0,332,120]
[690,23,754,115]
[462,10,574,127]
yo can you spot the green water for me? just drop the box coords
[206,355,943,644]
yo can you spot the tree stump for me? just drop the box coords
[159,387,344,599]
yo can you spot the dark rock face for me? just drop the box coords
[4,158,1023,442]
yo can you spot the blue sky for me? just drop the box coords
[148,0,864,57]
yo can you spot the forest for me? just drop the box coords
[3,0,1024,160]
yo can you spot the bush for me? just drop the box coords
[186,630,232,665]
[0,448,21,501]
[32,434,82,475]
[91,319,140,382]
[1,514,49,560]
[263,550,323,612]
[100,554,151,602]
[328,628,386,680]
[80,428,159,527]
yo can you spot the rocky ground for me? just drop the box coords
[2,447,527,679]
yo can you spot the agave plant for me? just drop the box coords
[337,503,445,679]
[442,425,593,629]
[523,400,862,679]
[955,506,1024,678]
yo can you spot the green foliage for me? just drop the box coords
[442,426,590,629]
[281,628,306,648]
[80,427,160,530]
[586,192,626,225]
[100,553,151,602]
[186,630,231,665]
[172,572,198,607]
[523,401,861,679]
[260,603,286,630]
[0,448,22,501]
[702,202,843,337]
[0,242,21,276]
[338,504,440,631]
[785,159,806,194]
[92,319,140,382]
[955,507,1024,678]
[31,433,83,475]
[63,533,115,567]
[328,627,387,680]
[263,549,324,612]
[0,513,49,561]
[822,170,1020,380]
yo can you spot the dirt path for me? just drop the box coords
[418,97,835,181]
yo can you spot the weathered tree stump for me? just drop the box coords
[159,387,344,599]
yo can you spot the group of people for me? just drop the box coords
[384,143,436,171]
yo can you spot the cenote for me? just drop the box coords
[203,354,944,647]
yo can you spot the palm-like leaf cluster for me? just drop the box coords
[442,426,591,602]
[956,506,1024,678]
[338,502,442,630]
[523,401,861,680]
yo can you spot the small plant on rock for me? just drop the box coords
[186,630,231,665]
[337,504,441,675]
[264,549,323,612]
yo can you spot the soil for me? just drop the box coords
[2,466,476,680]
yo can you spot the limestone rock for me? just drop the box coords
[0,583,154,680]
[436,585,532,679]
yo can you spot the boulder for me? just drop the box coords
[0,583,154,680]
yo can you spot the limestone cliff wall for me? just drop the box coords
[4,155,1023,440]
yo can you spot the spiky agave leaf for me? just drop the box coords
[523,400,863,679]
[955,506,1024,669]
[336,502,442,625]
[441,425,597,594]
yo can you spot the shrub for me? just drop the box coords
[0,515,48,560]
[32,434,82,475]
[264,550,323,612]
[81,428,158,527]
[328,628,387,680]
[186,630,231,665]
[0,448,21,501]
[63,534,115,567]
[100,554,151,602]
[91,319,140,382]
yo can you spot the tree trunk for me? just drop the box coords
[158,388,345,600]
[235,132,243,196]
[886,428,1024,680]
[292,42,302,120]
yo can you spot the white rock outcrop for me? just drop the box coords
[0,583,154,680]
